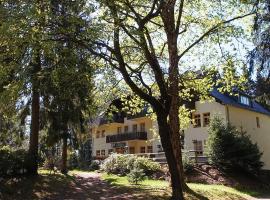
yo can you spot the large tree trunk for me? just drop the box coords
[28,53,41,175]
[61,135,68,174]
[156,112,184,200]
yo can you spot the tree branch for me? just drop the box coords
[178,12,255,60]
[175,0,185,34]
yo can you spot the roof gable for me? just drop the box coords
[210,89,270,116]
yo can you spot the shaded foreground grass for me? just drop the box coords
[0,170,269,200]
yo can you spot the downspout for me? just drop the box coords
[225,105,230,125]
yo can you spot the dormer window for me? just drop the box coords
[240,95,250,106]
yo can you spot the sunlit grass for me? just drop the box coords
[101,173,169,189]
[101,172,262,200]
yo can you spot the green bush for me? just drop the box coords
[68,151,79,169]
[89,160,101,171]
[0,146,28,176]
[127,166,145,184]
[207,117,263,174]
[182,152,194,172]
[133,156,161,176]
[101,153,160,176]
[101,154,130,175]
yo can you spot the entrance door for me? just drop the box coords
[115,147,125,154]
[129,147,135,154]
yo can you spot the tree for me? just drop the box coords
[249,0,270,107]
[1,0,48,174]
[45,66,94,174]
[78,1,254,199]
[207,117,263,174]
[0,0,96,174]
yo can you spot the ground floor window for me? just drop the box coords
[129,147,135,154]
[157,144,163,152]
[96,150,100,156]
[147,146,153,153]
[115,147,125,154]
[193,140,203,156]
[101,150,105,156]
[108,149,114,154]
[140,146,145,153]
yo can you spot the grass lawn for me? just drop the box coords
[101,173,268,200]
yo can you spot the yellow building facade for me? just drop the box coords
[91,90,270,170]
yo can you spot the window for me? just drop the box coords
[90,128,92,134]
[147,146,153,153]
[133,124,138,132]
[140,146,146,153]
[117,127,122,134]
[157,145,163,152]
[101,150,105,156]
[96,131,100,138]
[124,125,129,133]
[108,149,114,154]
[256,117,260,128]
[101,130,105,137]
[193,140,203,156]
[203,113,210,127]
[129,147,135,154]
[193,114,201,128]
[140,123,145,132]
[240,95,250,106]
[180,133,185,149]
[96,150,100,156]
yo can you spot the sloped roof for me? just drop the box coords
[210,89,270,116]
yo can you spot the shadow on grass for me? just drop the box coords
[0,172,171,200]
[185,187,209,200]
[0,173,79,200]
[235,185,270,199]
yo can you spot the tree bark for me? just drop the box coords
[61,135,68,174]
[28,53,41,175]
[156,112,184,200]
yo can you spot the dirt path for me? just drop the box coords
[66,172,139,200]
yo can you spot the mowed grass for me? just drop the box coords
[101,173,264,200]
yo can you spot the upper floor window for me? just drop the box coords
[117,127,122,134]
[193,114,201,128]
[140,123,145,132]
[101,130,105,137]
[133,124,138,132]
[124,125,129,133]
[240,95,250,106]
[96,131,100,138]
[203,113,210,127]
[256,117,260,128]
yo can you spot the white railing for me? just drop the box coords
[134,150,208,164]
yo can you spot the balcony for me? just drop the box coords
[106,131,147,143]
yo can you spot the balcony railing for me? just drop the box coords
[106,131,147,143]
